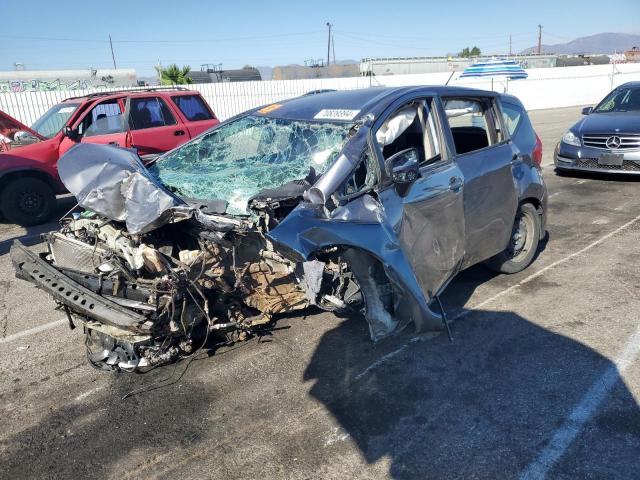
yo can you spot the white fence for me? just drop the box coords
[1,63,639,126]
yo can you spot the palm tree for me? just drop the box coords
[155,64,194,85]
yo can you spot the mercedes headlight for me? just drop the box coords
[561,130,581,147]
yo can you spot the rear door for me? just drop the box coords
[440,96,518,267]
[169,94,219,137]
[377,96,465,298]
[127,96,191,156]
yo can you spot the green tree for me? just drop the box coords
[155,64,194,85]
[458,46,481,58]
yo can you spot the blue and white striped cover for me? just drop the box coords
[459,59,528,79]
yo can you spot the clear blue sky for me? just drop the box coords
[1,0,638,76]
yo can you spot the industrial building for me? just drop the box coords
[272,63,359,80]
[359,54,558,76]
[187,65,262,83]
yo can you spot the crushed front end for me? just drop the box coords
[11,206,361,371]
[11,103,450,372]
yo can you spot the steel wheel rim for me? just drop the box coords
[509,212,535,262]
[17,189,44,214]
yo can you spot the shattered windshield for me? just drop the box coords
[148,114,350,214]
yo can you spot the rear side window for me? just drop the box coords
[502,103,523,136]
[443,98,496,155]
[129,97,177,130]
[172,95,214,121]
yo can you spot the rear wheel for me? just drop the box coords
[486,203,541,274]
[0,177,55,226]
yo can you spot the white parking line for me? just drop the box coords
[519,325,640,480]
[455,212,640,317]
[0,318,67,345]
[354,336,425,381]
[354,213,640,391]
[75,386,105,402]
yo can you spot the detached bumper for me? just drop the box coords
[10,241,151,333]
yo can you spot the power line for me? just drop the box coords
[332,34,336,65]
[0,31,325,44]
[109,34,117,69]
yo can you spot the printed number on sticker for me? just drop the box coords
[314,109,360,121]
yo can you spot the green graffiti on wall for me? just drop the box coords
[0,76,117,93]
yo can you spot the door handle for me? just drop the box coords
[449,176,463,191]
[174,130,185,136]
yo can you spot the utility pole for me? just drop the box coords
[326,22,332,66]
[332,34,336,65]
[509,34,512,56]
[109,34,117,69]
[537,24,543,54]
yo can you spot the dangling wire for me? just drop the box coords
[121,286,212,401]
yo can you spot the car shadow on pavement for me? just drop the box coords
[0,196,76,255]
[0,372,216,479]
[303,298,639,478]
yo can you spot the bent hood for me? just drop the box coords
[59,143,186,234]
[0,110,45,141]
[573,112,640,135]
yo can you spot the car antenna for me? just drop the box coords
[435,295,453,342]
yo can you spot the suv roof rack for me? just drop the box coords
[65,86,191,101]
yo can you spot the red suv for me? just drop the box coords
[0,87,219,225]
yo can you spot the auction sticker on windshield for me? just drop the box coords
[258,103,282,114]
[314,109,360,121]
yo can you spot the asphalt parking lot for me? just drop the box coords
[1,105,639,479]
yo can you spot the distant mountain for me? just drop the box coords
[520,32,640,55]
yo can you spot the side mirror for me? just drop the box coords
[581,106,593,115]
[385,147,421,197]
[62,126,79,140]
[13,130,39,144]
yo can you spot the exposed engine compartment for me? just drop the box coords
[36,202,363,372]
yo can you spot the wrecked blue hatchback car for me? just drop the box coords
[11,87,547,371]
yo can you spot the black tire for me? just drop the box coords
[0,177,56,226]
[486,203,541,274]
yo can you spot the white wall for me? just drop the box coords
[1,63,639,126]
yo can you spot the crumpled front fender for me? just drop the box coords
[267,202,443,339]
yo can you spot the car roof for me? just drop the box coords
[499,93,525,108]
[253,86,499,122]
[617,81,640,89]
[61,87,200,104]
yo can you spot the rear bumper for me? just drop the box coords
[10,240,150,333]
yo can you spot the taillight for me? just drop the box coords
[533,132,543,168]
